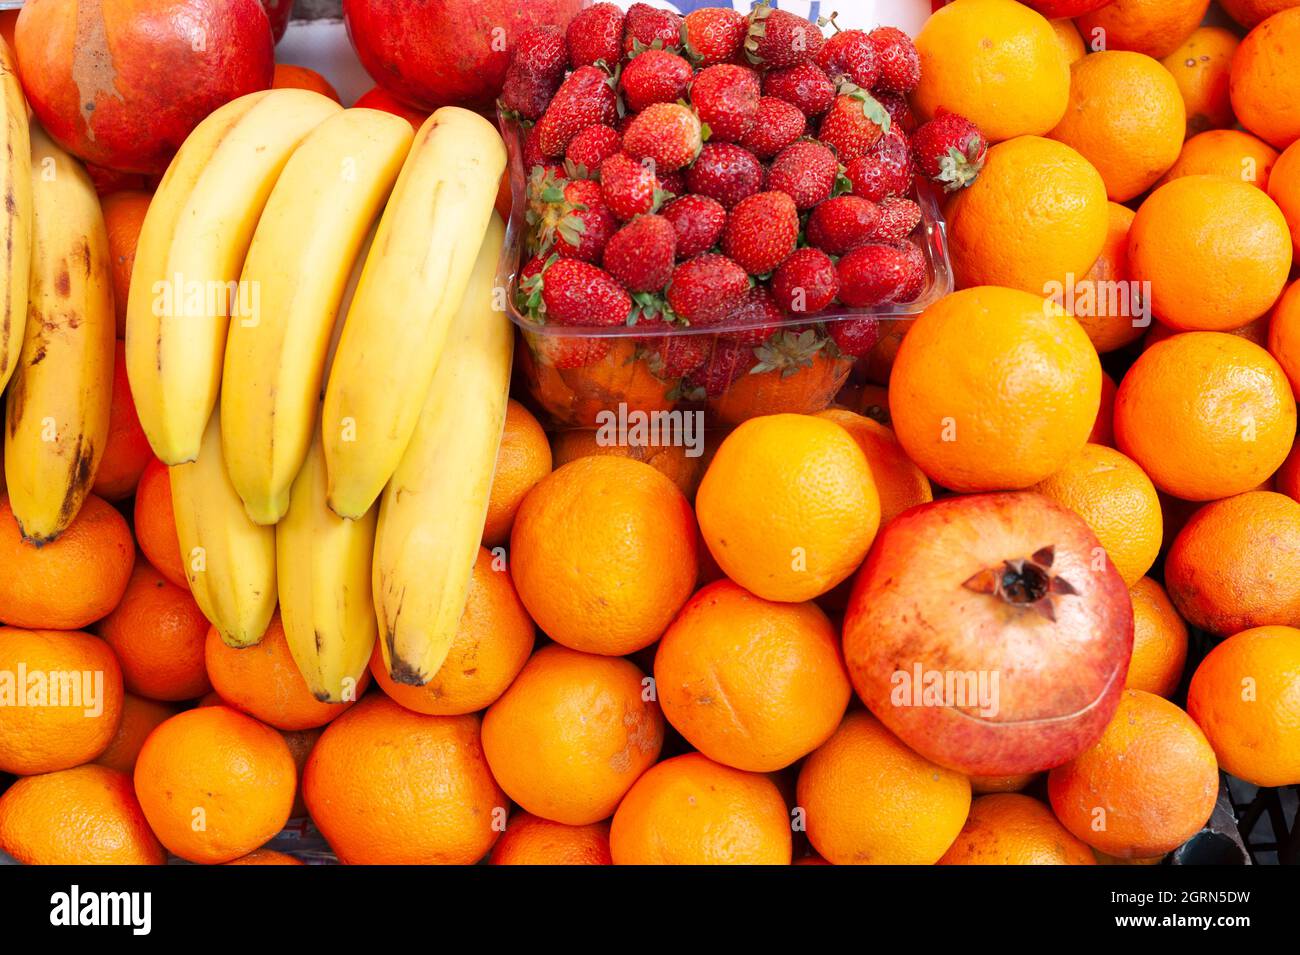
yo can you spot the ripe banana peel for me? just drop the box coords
[373,215,513,685]
[0,39,32,397]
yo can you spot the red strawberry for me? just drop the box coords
[622,103,702,173]
[526,174,617,262]
[620,49,693,112]
[845,125,912,201]
[644,327,711,379]
[836,243,918,307]
[535,66,619,157]
[722,286,785,346]
[738,96,806,159]
[806,195,881,255]
[567,2,624,68]
[762,61,835,117]
[721,191,799,275]
[603,214,677,292]
[667,254,751,326]
[816,28,878,89]
[912,110,988,192]
[658,169,686,198]
[539,257,633,326]
[819,85,891,164]
[685,143,764,209]
[876,91,916,134]
[744,2,824,69]
[662,194,727,259]
[500,26,568,119]
[688,339,757,397]
[869,27,920,94]
[770,247,839,315]
[682,8,747,66]
[536,334,614,370]
[623,2,682,54]
[515,252,551,317]
[767,140,840,210]
[827,317,881,358]
[564,124,622,175]
[523,126,548,171]
[689,64,761,143]
[872,196,922,242]
[599,152,663,220]
[895,241,927,302]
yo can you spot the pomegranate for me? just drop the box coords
[1018,0,1111,17]
[343,0,585,112]
[262,0,293,43]
[15,0,274,174]
[843,492,1132,776]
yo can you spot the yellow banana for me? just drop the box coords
[169,408,277,648]
[322,107,507,519]
[373,216,512,685]
[0,39,32,395]
[126,89,341,466]
[3,126,114,544]
[221,108,413,525]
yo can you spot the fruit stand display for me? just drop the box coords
[0,0,1297,885]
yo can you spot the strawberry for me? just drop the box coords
[744,2,824,69]
[599,152,664,220]
[658,169,686,199]
[687,339,757,397]
[722,191,799,275]
[682,8,747,66]
[538,257,633,326]
[819,85,891,164]
[667,254,751,325]
[623,2,682,55]
[869,26,920,94]
[515,252,551,316]
[836,243,918,307]
[876,91,916,134]
[815,27,878,89]
[662,194,727,259]
[526,173,617,262]
[827,317,881,358]
[567,2,624,68]
[762,61,834,117]
[767,140,840,210]
[685,143,764,209]
[644,327,711,380]
[872,196,922,243]
[622,103,702,173]
[689,64,761,143]
[806,195,881,255]
[500,26,568,120]
[770,247,839,315]
[739,96,807,159]
[912,110,988,192]
[620,49,693,112]
[535,66,619,157]
[522,126,548,172]
[845,125,912,202]
[747,327,828,382]
[603,214,677,292]
[536,334,614,370]
[721,286,784,346]
[895,241,927,302]
[564,124,622,176]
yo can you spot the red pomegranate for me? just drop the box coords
[1017,0,1111,17]
[15,0,274,174]
[343,0,585,112]
[262,0,293,43]
[842,492,1133,777]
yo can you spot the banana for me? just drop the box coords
[126,89,341,466]
[0,38,32,396]
[3,125,114,544]
[221,108,413,525]
[169,408,277,648]
[373,216,512,685]
[322,107,507,519]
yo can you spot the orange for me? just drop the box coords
[815,409,932,526]
[889,287,1101,492]
[1076,0,1210,60]
[1269,141,1300,248]
[353,85,430,129]
[489,813,612,865]
[92,341,152,501]
[94,692,178,776]
[1221,0,1300,28]
[1230,9,1300,149]
[1275,434,1300,502]
[1114,333,1296,500]
[696,414,880,602]
[280,726,321,819]
[1047,689,1219,858]
[912,0,1069,142]
[510,456,697,655]
[98,558,211,701]
[482,645,663,825]
[369,546,534,716]
[1049,18,1086,64]
[856,383,891,424]
[1160,27,1240,137]
[1265,282,1300,394]
[1028,444,1162,586]
[205,614,358,731]
[0,765,164,865]
[226,848,304,865]
[1048,51,1185,202]
[970,773,1040,794]
[796,711,971,865]
[271,63,341,102]
[1126,577,1189,698]
[1145,313,1271,351]
[133,705,296,864]
[937,794,1096,865]
[0,493,134,630]
[946,137,1109,294]
[100,191,151,339]
[1157,129,1279,191]
[654,580,850,772]
[304,695,505,864]
[1067,203,1142,354]
[134,457,186,589]
[1187,625,1300,786]
[550,428,708,501]
[0,627,123,774]
[1089,370,1117,446]
[1165,491,1300,635]
[609,753,792,865]
[482,400,552,546]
